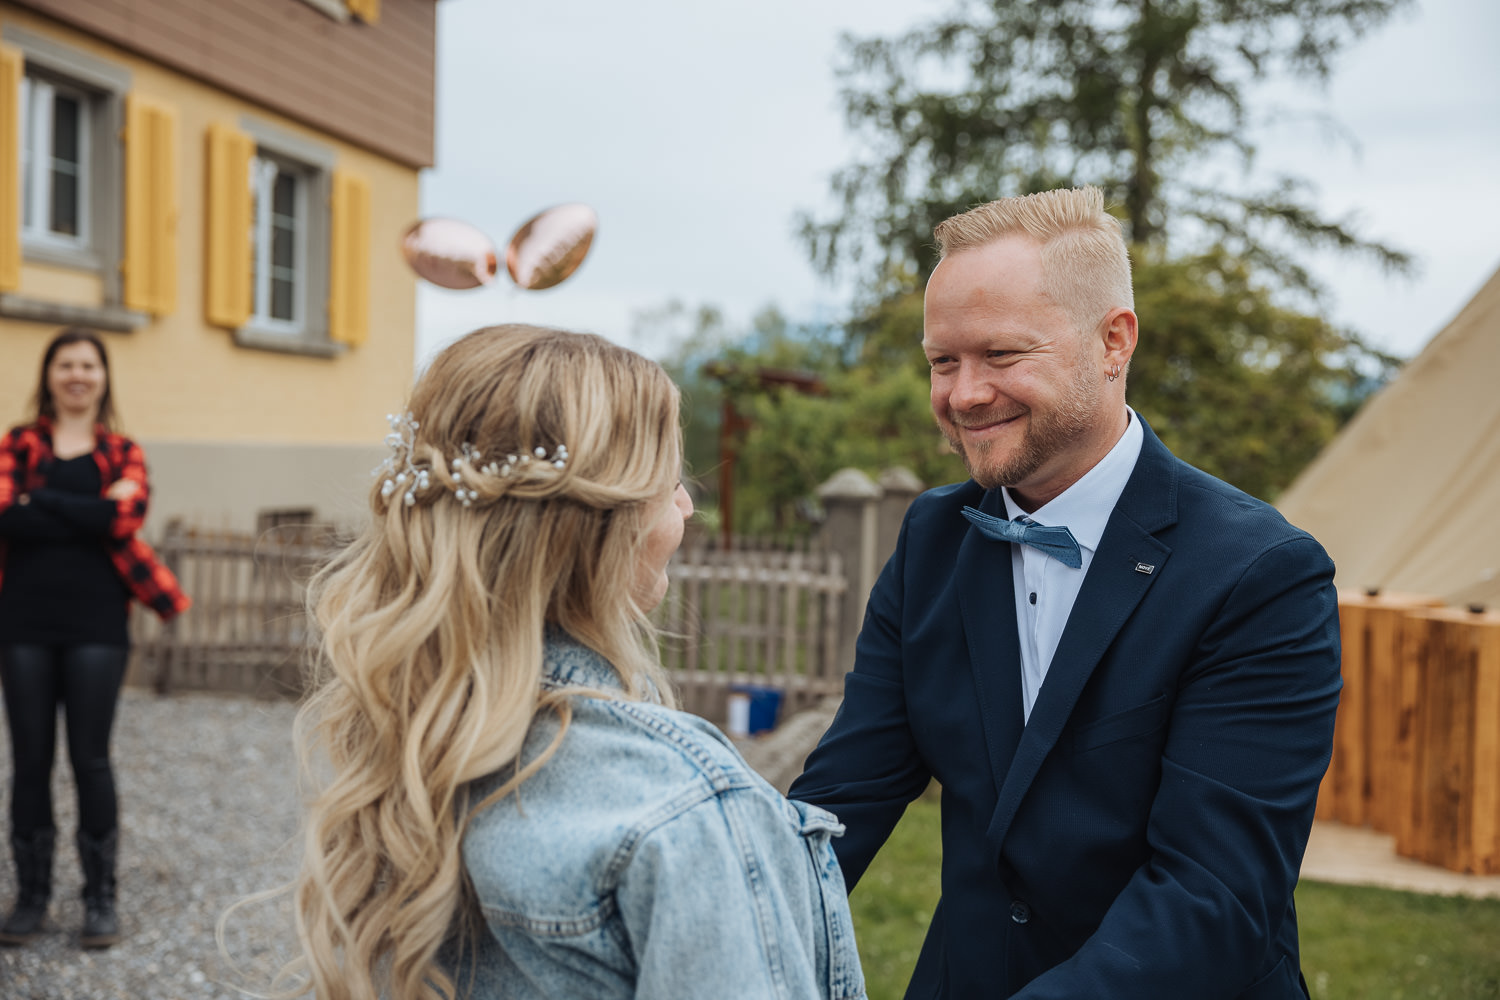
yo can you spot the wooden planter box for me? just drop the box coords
[1395,607,1500,874]
[1317,591,1443,827]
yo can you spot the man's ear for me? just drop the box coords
[1100,307,1138,371]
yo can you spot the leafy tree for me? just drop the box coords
[786,0,1415,501]
[634,300,736,492]
[649,302,966,536]
[800,0,1414,298]
[1129,247,1399,498]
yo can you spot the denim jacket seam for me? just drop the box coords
[606,700,746,792]
[540,683,753,795]
[478,892,618,938]
[603,784,797,1000]
[598,778,728,891]
[720,786,797,998]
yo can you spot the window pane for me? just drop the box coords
[50,171,80,237]
[51,93,81,162]
[272,223,295,269]
[272,172,296,218]
[271,276,295,321]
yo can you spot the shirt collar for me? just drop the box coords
[1002,407,1143,554]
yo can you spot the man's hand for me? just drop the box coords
[106,479,142,502]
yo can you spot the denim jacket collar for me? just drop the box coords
[541,626,625,693]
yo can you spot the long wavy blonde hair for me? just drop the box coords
[285,325,683,999]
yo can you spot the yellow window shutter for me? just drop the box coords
[204,122,253,328]
[0,44,22,292]
[346,0,381,24]
[329,169,370,347]
[123,94,179,315]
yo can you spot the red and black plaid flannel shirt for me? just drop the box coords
[0,418,190,621]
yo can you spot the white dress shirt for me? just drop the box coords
[1002,408,1144,721]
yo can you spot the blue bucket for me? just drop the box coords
[727,685,784,737]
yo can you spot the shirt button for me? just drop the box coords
[1010,901,1031,924]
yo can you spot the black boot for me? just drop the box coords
[0,828,55,945]
[76,830,119,949]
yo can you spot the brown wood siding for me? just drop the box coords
[11,0,436,168]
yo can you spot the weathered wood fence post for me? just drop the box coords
[877,467,924,559]
[817,469,881,676]
[816,467,925,679]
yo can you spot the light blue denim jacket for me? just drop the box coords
[446,631,866,1000]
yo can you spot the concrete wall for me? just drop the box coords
[138,439,387,536]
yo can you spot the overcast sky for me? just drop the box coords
[413,0,1500,368]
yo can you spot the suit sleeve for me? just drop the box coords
[1016,533,1341,999]
[790,511,933,889]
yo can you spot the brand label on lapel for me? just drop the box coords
[1134,562,1155,575]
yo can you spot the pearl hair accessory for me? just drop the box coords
[374,411,570,509]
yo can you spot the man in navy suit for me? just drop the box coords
[790,186,1341,999]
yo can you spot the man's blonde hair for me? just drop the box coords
[933,186,1134,335]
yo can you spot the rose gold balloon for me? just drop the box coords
[401,217,499,290]
[505,203,598,291]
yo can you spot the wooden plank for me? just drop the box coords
[1398,608,1500,872]
[1330,598,1369,825]
[1362,593,1444,833]
[1469,614,1500,873]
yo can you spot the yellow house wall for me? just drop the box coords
[0,8,418,448]
[15,262,107,305]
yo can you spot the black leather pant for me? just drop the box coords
[0,644,128,839]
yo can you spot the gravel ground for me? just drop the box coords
[0,687,832,999]
[0,688,304,1000]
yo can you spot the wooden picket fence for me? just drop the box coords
[655,536,847,723]
[1317,590,1500,874]
[130,524,848,724]
[129,521,342,697]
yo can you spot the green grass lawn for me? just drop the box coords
[849,796,1500,1000]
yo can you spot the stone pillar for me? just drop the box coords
[876,466,924,570]
[817,468,883,675]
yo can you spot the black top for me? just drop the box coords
[0,454,130,646]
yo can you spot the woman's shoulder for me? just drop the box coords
[533,632,756,791]
[471,695,760,829]
[462,696,770,908]
[2,422,41,448]
[587,696,759,789]
[95,429,139,454]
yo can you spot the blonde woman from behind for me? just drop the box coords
[283,326,865,1000]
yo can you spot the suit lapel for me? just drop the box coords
[984,420,1181,849]
[956,487,1026,800]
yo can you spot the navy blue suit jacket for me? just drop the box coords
[790,419,1341,999]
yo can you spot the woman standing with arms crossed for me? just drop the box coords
[277,325,864,999]
[0,328,189,949]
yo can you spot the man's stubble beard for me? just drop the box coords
[942,362,1101,492]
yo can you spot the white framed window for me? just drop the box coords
[250,154,308,331]
[20,73,91,249]
[1,27,127,295]
[236,118,334,355]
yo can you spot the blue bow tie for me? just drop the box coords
[962,505,1083,569]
